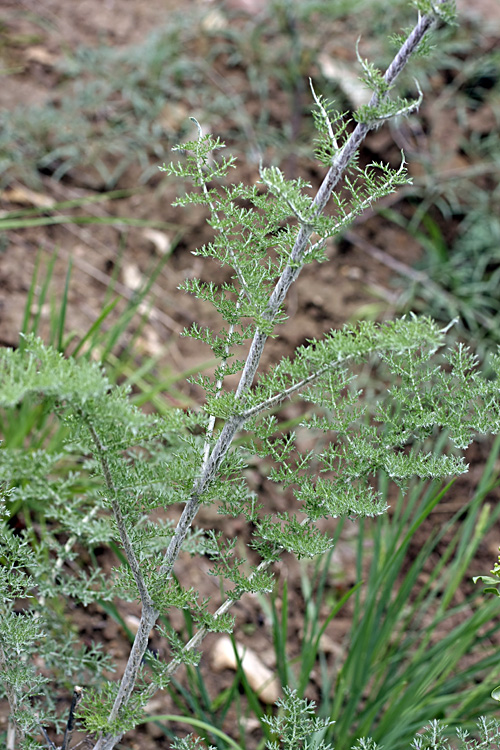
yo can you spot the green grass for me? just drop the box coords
[116,440,500,750]
[313,494,496,746]
[246,438,500,750]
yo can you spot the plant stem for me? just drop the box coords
[86,420,154,610]
[61,686,83,750]
[0,643,26,750]
[92,4,450,747]
[236,7,441,403]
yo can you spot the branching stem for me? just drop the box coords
[92,5,450,748]
[236,6,442,403]
[86,420,154,610]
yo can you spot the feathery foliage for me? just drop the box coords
[2,2,498,750]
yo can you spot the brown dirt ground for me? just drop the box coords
[1,1,500,748]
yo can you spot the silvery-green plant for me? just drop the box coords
[170,690,500,750]
[262,690,500,750]
[2,2,497,749]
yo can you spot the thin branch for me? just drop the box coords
[240,365,333,421]
[140,546,285,698]
[0,643,26,750]
[202,295,244,467]
[97,615,156,748]
[62,686,84,750]
[39,725,57,749]
[86,421,159,745]
[191,118,253,303]
[86,420,154,611]
[330,156,408,233]
[234,4,445,402]
[310,79,338,151]
[147,524,316,694]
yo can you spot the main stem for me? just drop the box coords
[93,5,448,748]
